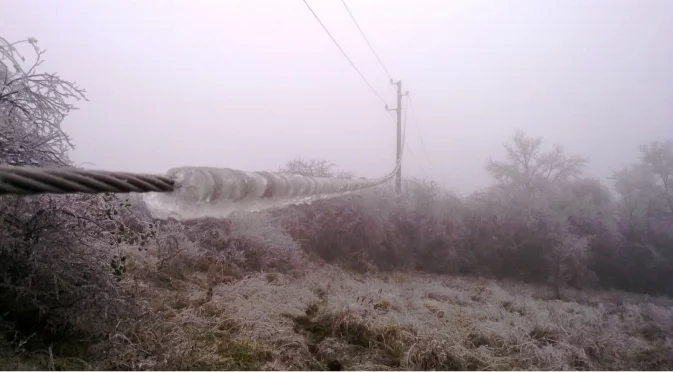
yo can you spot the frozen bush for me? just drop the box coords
[0,36,150,346]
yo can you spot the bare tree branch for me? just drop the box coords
[0,36,87,167]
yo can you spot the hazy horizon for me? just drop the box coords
[1,0,671,194]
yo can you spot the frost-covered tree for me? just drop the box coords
[0,36,152,344]
[610,140,673,294]
[279,157,355,179]
[613,140,673,228]
[0,36,86,167]
[477,131,606,297]
[640,140,673,217]
[486,130,587,191]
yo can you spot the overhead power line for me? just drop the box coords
[0,163,399,199]
[301,0,388,106]
[407,95,433,166]
[340,0,394,81]
[401,99,428,174]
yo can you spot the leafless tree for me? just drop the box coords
[0,36,152,346]
[279,157,355,179]
[640,140,673,216]
[481,131,601,298]
[486,130,587,191]
[0,36,87,167]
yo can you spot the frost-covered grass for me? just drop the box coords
[171,266,673,370]
[4,245,671,371]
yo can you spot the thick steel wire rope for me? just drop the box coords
[0,166,175,195]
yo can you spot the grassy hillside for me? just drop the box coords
[2,241,671,371]
[2,34,673,372]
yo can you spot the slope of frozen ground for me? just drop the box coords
[2,246,671,370]
[105,247,673,371]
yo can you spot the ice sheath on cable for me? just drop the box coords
[142,165,395,220]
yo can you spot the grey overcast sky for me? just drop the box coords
[1,0,672,194]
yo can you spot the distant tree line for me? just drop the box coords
[278,133,673,298]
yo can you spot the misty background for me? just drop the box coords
[1,0,671,194]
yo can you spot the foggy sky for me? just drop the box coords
[1,0,672,194]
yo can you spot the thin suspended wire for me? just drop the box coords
[340,0,394,81]
[408,95,433,166]
[401,99,428,174]
[301,0,388,106]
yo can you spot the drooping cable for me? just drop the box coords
[301,0,388,106]
[340,0,393,81]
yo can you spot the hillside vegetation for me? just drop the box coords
[1,36,672,370]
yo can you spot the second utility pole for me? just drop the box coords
[386,80,406,193]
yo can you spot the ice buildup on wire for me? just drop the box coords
[143,165,396,220]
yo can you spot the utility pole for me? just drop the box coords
[386,79,407,193]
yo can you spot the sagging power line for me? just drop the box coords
[402,102,429,175]
[301,0,388,106]
[301,0,412,193]
[340,0,394,81]
[407,95,433,166]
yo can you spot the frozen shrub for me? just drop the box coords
[392,179,467,274]
[275,177,467,273]
[182,212,303,272]
[465,132,610,296]
[0,193,151,344]
[604,140,673,295]
[278,195,403,272]
[228,211,304,271]
[0,36,150,347]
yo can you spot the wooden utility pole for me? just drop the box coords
[386,80,407,193]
